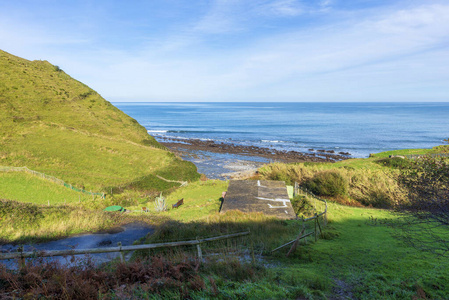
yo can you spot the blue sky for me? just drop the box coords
[1,0,448,102]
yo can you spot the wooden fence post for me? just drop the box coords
[18,246,25,269]
[324,203,328,226]
[117,242,125,262]
[286,224,306,257]
[196,244,203,261]
[196,237,203,261]
[317,216,323,238]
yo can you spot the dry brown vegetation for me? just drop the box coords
[0,256,206,299]
[259,162,406,208]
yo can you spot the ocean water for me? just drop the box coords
[114,102,449,158]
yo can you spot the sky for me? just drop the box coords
[0,0,448,102]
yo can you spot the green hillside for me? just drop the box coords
[0,171,93,205]
[0,49,199,192]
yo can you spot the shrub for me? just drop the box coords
[263,165,292,184]
[375,157,412,169]
[290,195,314,216]
[363,189,394,208]
[0,256,204,299]
[303,171,348,197]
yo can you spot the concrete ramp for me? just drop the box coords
[221,180,296,220]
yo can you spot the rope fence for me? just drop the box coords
[0,166,105,199]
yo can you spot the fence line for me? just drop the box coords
[0,166,105,199]
[0,231,250,267]
[294,182,328,223]
[272,183,327,256]
[403,153,449,160]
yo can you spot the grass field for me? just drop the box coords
[285,203,449,299]
[1,165,449,298]
[0,172,94,205]
[127,180,228,221]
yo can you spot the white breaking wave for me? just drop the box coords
[261,140,286,143]
[147,130,168,133]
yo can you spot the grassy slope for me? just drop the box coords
[265,203,449,299]
[1,164,448,298]
[0,49,199,192]
[146,183,449,299]
[0,198,168,243]
[121,180,448,299]
[0,172,93,205]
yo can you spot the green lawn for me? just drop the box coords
[368,147,446,158]
[282,204,449,299]
[127,180,228,221]
[0,171,93,205]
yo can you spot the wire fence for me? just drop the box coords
[0,166,105,199]
[152,143,170,152]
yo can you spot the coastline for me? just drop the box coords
[158,136,351,179]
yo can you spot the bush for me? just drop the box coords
[303,171,348,197]
[366,189,395,208]
[375,157,412,169]
[291,195,314,216]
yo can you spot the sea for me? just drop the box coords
[114,102,449,177]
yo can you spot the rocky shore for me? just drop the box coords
[158,136,351,164]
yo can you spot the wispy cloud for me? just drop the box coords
[192,0,244,34]
[1,0,448,101]
[140,2,448,97]
[257,0,305,17]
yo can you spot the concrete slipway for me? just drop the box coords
[221,180,296,220]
